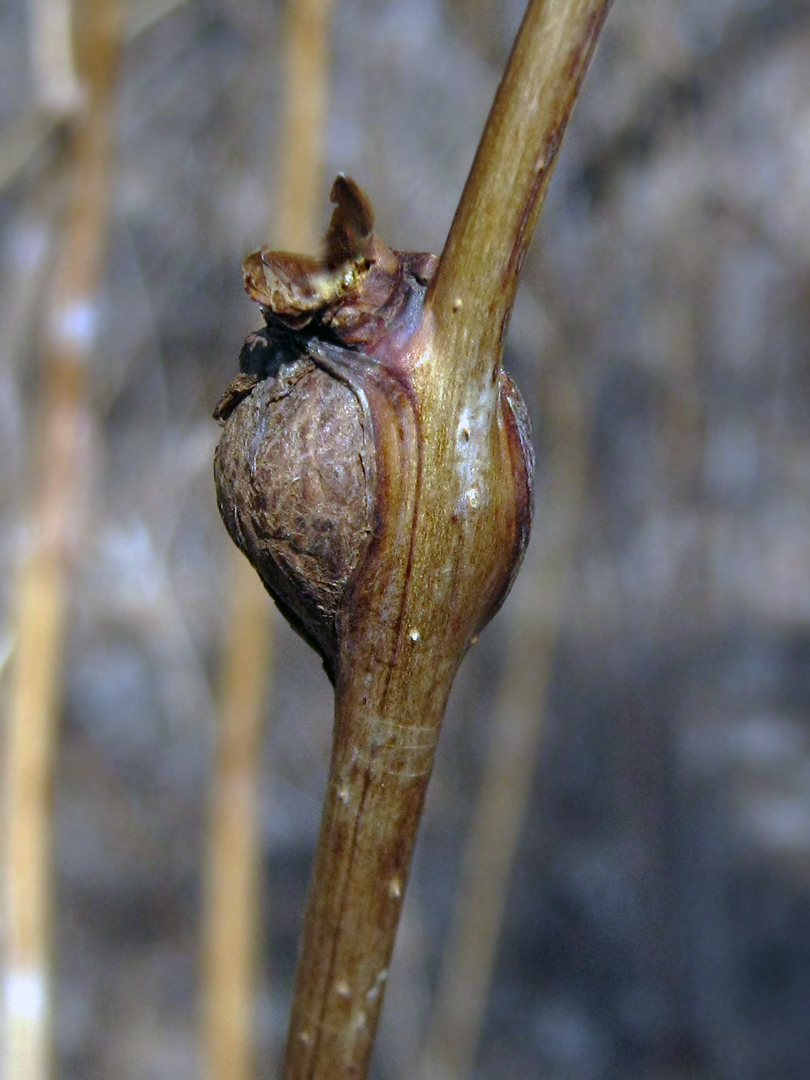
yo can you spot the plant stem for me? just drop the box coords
[427,0,613,392]
[278,2,612,1077]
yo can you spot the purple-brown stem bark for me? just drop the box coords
[214,1,613,1077]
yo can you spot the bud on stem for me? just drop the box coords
[213,1,612,1076]
[215,176,532,1076]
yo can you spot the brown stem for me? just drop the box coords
[427,0,613,392]
[272,2,612,1077]
[282,322,527,1080]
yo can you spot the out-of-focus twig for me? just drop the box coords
[123,0,191,39]
[421,357,591,1080]
[273,0,334,255]
[0,115,63,197]
[201,2,333,1078]
[26,0,83,115]
[0,0,190,198]
[0,0,120,1077]
[202,559,273,1080]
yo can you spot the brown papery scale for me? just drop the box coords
[214,175,534,683]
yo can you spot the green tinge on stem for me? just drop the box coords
[428,0,613,391]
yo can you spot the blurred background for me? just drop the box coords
[2,0,810,1078]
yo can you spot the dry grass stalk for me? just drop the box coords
[201,2,333,1078]
[26,0,83,115]
[202,555,273,1080]
[274,0,335,255]
[0,0,198,196]
[0,116,64,197]
[0,0,120,1077]
[267,2,613,1077]
[422,361,591,1080]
